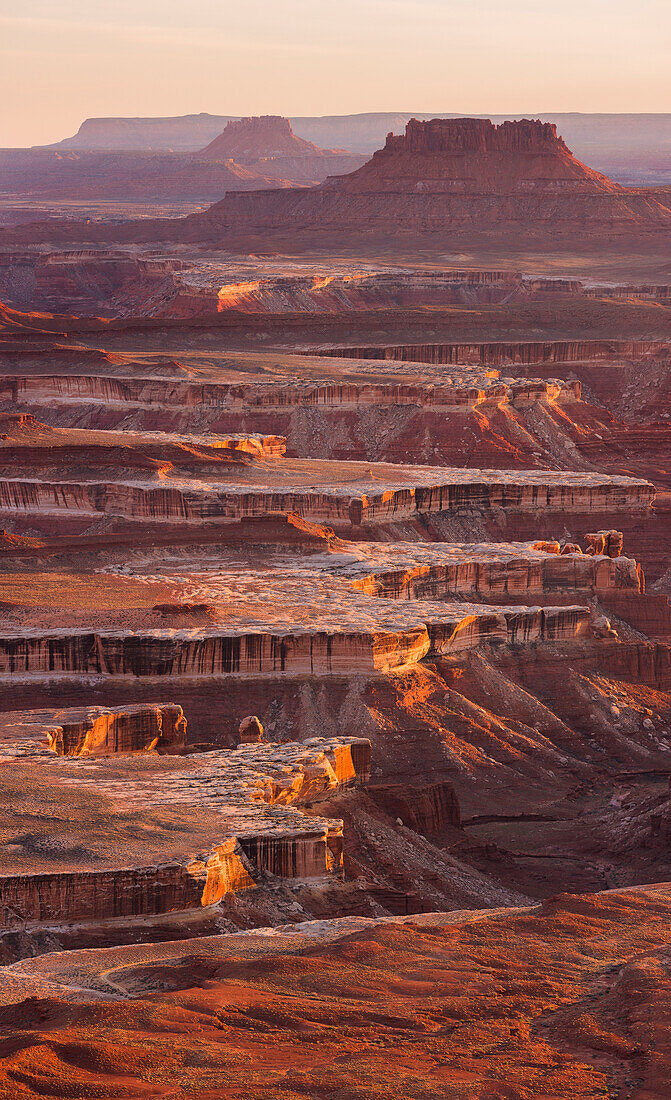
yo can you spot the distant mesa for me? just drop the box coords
[200,115,346,162]
[3,117,671,247]
[0,115,362,205]
[180,117,671,244]
[50,112,237,152]
[360,117,619,190]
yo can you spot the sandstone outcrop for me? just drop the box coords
[368,781,461,834]
[239,715,265,743]
[44,109,671,173]
[43,702,186,755]
[343,539,641,601]
[0,464,652,526]
[213,269,563,315]
[584,529,624,557]
[0,606,592,680]
[321,338,657,366]
[2,168,671,1030]
[200,116,343,161]
[0,735,371,929]
[0,364,580,414]
[3,251,668,322]
[6,342,669,505]
[0,536,644,680]
[169,118,671,245]
[0,417,286,466]
[5,118,671,247]
[6,91,671,1100]
[0,703,187,758]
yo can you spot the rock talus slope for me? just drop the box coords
[172,117,671,244]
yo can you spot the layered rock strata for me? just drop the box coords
[0,368,579,413]
[0,419,286,466]
[0,736,371,929]
[0,536,645,676]
[211,270,586,314]
[0,703,187,758]
[0,606,592,679]
[163,118,671,244]
[5,118,671,247]
[340,538,641,600]
[44,702,187,755]
[318,339,657,366]
[201,115,343,162]
[0,465,652,525]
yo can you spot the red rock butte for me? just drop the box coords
[187,117,671,245]
[200,114,338,161]
[4,116,670,247]
[353,116,620,191]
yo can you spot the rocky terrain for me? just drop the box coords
[0,116,364,208]
[48,110,671,184]
[2,115,671,1097]
[184,118,671,247]
[4,118,670,251]
[3,886,671,1098]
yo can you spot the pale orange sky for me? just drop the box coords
[1,0,670,147]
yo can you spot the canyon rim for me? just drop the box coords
[1,2,671,1097]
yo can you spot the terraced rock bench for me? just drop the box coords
[0,465,653,525]
[0,601,593,680]
[0,369,579,413]
[0,736,371,930]
[0,536,639,678]
[316,339,657,366]
[335,539,641,600]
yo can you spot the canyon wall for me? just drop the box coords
[45,702,187,756]
[0,471,653,526]
[0,604,593,681]
[0,736,372,929]
[318,339,657,366]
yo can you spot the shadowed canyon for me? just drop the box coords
[1,113,671,1098]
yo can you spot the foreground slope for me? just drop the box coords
[2,885,671,1098]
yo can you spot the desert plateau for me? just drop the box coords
[2,2,671,1093]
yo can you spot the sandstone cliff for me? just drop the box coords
[0,736,371,928]
[179,118,671,245]
[6,118,671,247]
[44,702,187,755]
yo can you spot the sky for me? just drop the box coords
[1,0,670,147]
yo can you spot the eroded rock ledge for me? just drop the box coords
[0,368,579,413]
[0,735,371,929]
[317,338,660,365]
[0,606,592,679]
[0,465,652,526]
[0,702,186,758]
[0,537,642,676]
